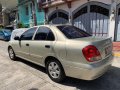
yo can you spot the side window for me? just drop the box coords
[21,27,36,40]
[34,27,55,41]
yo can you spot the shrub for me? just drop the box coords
[0,24,3,28]
[17,22,25,28]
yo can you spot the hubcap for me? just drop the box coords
[48,62,60,79]
[9,49,14,59]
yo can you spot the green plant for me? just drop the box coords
[0,24,3,29]
[17,22,25,28]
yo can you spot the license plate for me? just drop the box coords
[105,46,111,55]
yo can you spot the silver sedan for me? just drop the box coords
[8,25,113,82]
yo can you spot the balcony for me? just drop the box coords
[41,0,72,8]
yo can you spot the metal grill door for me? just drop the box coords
[48,10,69,24]
[116,5,120,41]
[73,2,110,37]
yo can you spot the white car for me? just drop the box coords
[8,25,113,82]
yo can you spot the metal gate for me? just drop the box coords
[48,10,69,24]
[73,2,110,37]
[115,4,120,41]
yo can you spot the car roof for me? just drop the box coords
[13,28,29,30]
[34,24,71,27]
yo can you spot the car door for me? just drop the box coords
[30,26,55,65]
[16,27,37,60]
[0,31,4,40]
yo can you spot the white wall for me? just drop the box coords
[48,4,69,15]
[48,0,112,15]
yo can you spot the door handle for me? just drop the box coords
[26,44,29,46]
[45,45,50,48]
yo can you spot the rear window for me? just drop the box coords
[57,25,92,39]
[10,29,28,41]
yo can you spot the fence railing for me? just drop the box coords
[42,0,64,5]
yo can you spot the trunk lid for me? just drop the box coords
[74,36,113,59]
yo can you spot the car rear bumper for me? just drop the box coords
[63,54,113,80]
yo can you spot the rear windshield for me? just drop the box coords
[57,25,92,39]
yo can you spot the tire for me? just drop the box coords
[46,59,66,83]
[8,47,16,60]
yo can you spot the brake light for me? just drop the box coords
[82,45,102,62]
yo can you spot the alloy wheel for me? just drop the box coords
[48,62,60,79]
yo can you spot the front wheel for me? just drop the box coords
[8,47,16,60]
[46,59,66,83]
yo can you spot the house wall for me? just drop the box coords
[47,0,111,37]
[46,0,120,41]
[18,5,29,26]
[34,2,45,25]
[47,0,111,16]
[18,0,45,27]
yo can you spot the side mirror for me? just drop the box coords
[14,36,20,40]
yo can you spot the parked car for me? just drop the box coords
[8,25,113,82]
[0,29,12,41]
[5,25,14,31]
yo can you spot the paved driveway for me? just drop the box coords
[0,41,120,90]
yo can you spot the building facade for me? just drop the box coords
[18,0,45,27]
[41,0,120,41]
[0,0,17,28]
[0,13,3,25]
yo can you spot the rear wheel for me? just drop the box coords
[46,59,66,83]
[8,47,16,60]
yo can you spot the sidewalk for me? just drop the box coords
[0,52,75,90]
[0,56,61,90]
[113,42,120,57]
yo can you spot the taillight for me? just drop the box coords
[82,45,102,62]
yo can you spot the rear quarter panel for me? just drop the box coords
[64,38,113,67]
[65,40,91,66]
[53,41,67,63]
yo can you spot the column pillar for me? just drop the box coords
[44,8,49,24]
[67,1,72,25]
[109,0,117,41]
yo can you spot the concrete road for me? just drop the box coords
[0,41,120,90]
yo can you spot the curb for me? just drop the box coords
[113,52,120,57]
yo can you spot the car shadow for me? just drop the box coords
[0,40,9,42]
[62,66,120,90]
[16,58,120,90]
[16,57,46,73]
